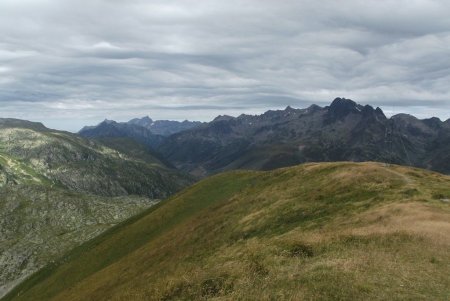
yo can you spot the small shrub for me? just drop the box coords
[248,254,269,276]
[201,277,232,298]
[432,193,445,200]
[161,281,193,301]
[402,188,419,196]
[287,243,314,258]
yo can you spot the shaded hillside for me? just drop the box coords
[157,98,450,176]
[5,162,450,300]
[0,118,192,198]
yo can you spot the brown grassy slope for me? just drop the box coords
[4,162,450,301]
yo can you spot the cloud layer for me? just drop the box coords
[1,0,449,131]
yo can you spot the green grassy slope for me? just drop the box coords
[4,162,450,301]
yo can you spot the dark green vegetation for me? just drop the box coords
[5,162,450,300]
[0,119,193,297]
[157,98,450,177]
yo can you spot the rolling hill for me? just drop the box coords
[4,162,449,300]
[0,118,193,297]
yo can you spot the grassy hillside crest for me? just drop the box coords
[4,162,450,300]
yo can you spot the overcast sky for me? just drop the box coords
[1,0,449,131]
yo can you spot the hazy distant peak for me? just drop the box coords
[102,119,116,125]
[212,115,235,122]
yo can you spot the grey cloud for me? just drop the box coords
[0,0,449,131]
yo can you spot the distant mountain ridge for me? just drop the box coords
[79,119,165,148]
[156,98,450,176]
[79,117,203,142]
[128,116,204,136]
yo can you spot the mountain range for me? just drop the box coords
[79,98,450,177]
[79,117,203,149]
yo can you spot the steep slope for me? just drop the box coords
[0,182,156,297]
[92,137,175,169]
[0,118,192,198]
[5,162,450,300]
[157,98,450,176]
[0,119,193,296]
[0,149,158,296]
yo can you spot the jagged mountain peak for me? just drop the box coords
[212,115,235,122]
[325,98,387,122]
[326,97,362,121]
[101,119,117,125]
[330,97,357,108]
[128,116,154,126]
[307,104,322,111]
[375,106,385,116]
[422,117,443,129]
